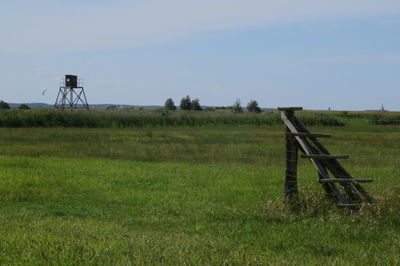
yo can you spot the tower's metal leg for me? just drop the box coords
[53,86,90,110]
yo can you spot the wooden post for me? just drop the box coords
[284,111,299,198]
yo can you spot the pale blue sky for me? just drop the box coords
[1,0,400,110]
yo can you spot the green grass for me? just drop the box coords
[0,125,399,264]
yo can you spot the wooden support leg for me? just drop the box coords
[284,124,299,199]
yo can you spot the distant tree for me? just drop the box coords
[18,104,30,110]
[232,99,243,113]
[0,100,10,109]
[180,95,192,110]
[191,98,202,111]
[247,100,262,113]
[164,98,177,111]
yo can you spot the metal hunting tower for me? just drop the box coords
[279,107,373,208]
[54,75,89,109]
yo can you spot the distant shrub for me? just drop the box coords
[0,100,10,110]
[247,100,262,113]
[18,104,30,110]
[232,99,243,113]
[164,98,177,111]
[191,98,202,111]
[180,96,192,110]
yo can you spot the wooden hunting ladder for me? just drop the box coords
[279,107,373,207]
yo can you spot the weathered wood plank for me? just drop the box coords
[301,154,349,159]
[319,178,373,183]
[287,133,331,138]
[277,107,303,111]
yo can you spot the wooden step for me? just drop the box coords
[319,178,373,183]
[278,107,303,112]
[301,154,349,160]
[288,132,331,138]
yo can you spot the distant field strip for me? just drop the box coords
[1,109,400,128]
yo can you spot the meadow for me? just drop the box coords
[0,117,399,264]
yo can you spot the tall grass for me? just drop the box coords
[0,108,355,128]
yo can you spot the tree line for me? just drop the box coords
[165,96,262,113]
[0,100,30,110]
[0,97,262,113]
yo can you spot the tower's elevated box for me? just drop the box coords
[65,75,78,88]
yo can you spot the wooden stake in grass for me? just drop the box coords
[284,110,299,199]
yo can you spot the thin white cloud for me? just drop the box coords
[1,0,400,53]
[302,53,400,64]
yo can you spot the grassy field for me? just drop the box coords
[0,125,399,264]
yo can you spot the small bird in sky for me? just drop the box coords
[42,89,47,96]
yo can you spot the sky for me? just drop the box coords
[1,0,400,110]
